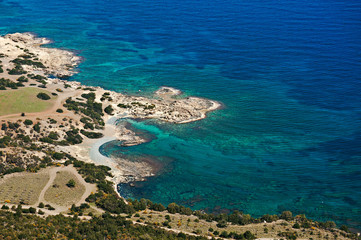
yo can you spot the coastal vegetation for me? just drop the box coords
[80,129,104,139]
[64,96,105,129]
[7,64,27,75]
[0,210,210,240]
[0,77,23,89]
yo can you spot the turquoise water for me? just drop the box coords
[1,0,361,229]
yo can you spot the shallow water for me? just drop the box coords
[1,0,361,228]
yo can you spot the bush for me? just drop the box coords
[340,225,349,232]
[8,65,27,75]
[38,209,45,215]
[216,220,227,228]
[29,207,36,214]
[37,92,50,100]
[52,152,64,160]
[104,105,114,115]
[80,129,104,139]
[17,76,28,82]
[292,223,300,229]
[280,211,293,220]
[24,119,33,125]
[244,231,256,240]
[56,108,63,113]
[33,123,41,132]
[67,179,76,188]
[48,132,59,140]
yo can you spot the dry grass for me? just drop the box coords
[0,172,49,205]
[44,171,85,206]
[130,211,348,240]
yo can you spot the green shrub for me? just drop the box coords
[8,65,27,75]
[104,105,114,115]
[37,209,45,215]
[340,225,349,232]
[17,76,28,82]
[36,92,50,100]
[292,223,300,229]
[23,119,33,125]
[66,179,76,188]
[280,211,293,220]
[80,129,104,139]
[33,123,41,132]
[52,152,63,160]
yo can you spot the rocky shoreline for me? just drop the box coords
[0,32,221,190]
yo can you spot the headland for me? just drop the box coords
[0,32,221,186]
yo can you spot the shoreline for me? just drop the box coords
[0,32,221,197]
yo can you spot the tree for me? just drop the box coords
[29,207,36,214]
[244,230,256,240]
[37,92,50,100]
[104,105,114,115]
[24,119,33,125]
[15,204,22,218]
[293,223,300,229]
[66,179,76,188]
[33,123,41,132]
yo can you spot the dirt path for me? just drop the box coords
[34,165,97,214]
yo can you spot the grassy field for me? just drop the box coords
[0,172,50,205]
[44,171,85,206]
[0,87,56,116]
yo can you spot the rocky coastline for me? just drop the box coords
[0,32,221,188]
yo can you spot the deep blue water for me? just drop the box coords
[1,0,361,229]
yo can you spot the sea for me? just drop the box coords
[1,0,360,229]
